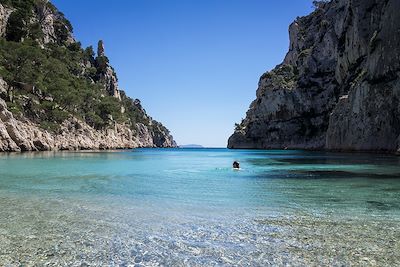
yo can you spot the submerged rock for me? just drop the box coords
[228,0,400,152]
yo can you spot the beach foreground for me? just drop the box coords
[0,149,399,266]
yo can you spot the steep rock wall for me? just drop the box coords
[228,0,400,153]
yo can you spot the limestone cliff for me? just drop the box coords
[95,40,121,100]
[0,0,176,151]
[0,3,12,36]
[228,0,400,153]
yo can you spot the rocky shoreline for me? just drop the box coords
[0,98,175,152]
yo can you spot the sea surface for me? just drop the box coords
[0,148,399,266]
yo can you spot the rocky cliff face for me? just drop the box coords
[0,3,12,36]
[1,0,74,45]
[0,85,175,152]
[228,0,400,153]
[95,40,121,100]
[0,97,134,152]
[33,0,75,45]
[0,1,176,151]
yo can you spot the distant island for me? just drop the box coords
[179,144,204,148]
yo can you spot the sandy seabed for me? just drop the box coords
[0,194,399,266]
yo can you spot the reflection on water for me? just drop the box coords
[0,148,400,266]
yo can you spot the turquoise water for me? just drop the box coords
[0,148,400,266]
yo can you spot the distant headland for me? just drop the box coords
[179,144,204,148]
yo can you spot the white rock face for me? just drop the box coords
[0,4,12,37]
[36,1,75,45]
[95,41,122,100]
[1,1,74,44]
[99,65,121,100]
[0,97,171,152]
[0,76,175,152]
[0,98,130,151]
[229,0,400,152]
[0,77,7,96]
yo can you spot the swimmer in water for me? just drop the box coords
[233,161,240,169]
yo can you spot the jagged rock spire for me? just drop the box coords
[95,40,121,100]
[97,40,105,57]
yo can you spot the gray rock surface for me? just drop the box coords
[36,1,74,45]
[96,41,121,100]
[0,97,175,152]
[0,4,12,37]
[0,75,176,151]
[228,0,400,153]
[1,1,74,45]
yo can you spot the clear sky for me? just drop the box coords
[52,0,314,147]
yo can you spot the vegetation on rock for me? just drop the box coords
[0,0,174,148]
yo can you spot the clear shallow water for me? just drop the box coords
[0,148,400,266]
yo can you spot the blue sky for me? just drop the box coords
[52,0,314,147]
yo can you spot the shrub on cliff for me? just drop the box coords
[0,38,118,129]
[0,37,162,134]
